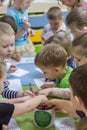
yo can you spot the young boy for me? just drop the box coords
[49,64,87,118]
[35,43,73,90]
[0,61,48,130]
[41,6,73,44]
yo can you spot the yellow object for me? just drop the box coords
[28,29,42,43]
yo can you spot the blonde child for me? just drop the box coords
[35,44,73,90]
[0,22,33,99]
[7,0,35,57]
[41,6,73,44]
[66,7,87,37]
[0,61,48,130]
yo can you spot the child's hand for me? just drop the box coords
[29,28,35,36]
[41,84,56,89]
[8,65,17,73]
[17,91,34,98]
[39,88,53,96]
[23,21,31,30]
[2,125,8,130]
[11,53,20,62]
[39,95,48,104]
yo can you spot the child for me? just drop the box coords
[49,64,87,118]
[0,15,20,61]
[38,33,87,99]
[0,22,33,99]
[58,0,87,8]
[7,0,35,57]
[41,6,73,44]
[44,34,77,69]
[0,61,48,130]
[35,43,73,89]
[66,7,87,37]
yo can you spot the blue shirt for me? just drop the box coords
[7,7,28,46]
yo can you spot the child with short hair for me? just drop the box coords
[66,7,87,37]
[0,61,48,130]
[41,6,73,44]
[0,22,33,99]
[38,33,87,99]
[7,0,35,57]
[35,43,73,90]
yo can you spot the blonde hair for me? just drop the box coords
[0,22,15,37]
[0,62,6,79]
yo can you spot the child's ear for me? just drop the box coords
[74,96,82,106]
[54,67,60,72]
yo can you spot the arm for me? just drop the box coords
[12,95,48,117]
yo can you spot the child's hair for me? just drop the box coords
[45,35,72,57]
[69,64,87,108]
[76,117,87,130]
[0,62,6,79]
[72,33,87,58]
[35,44,67,68]
[47,6,62,20]
[0,22,15,37]
[0,15,17,34]
[66,7,87,33]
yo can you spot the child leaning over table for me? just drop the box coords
[41,6,73,44]
[0,22,33,99]
[38,32,87,99]
[0,61,48,130]
[49,64,87,119]
[7,0,35,57]
[35,43,73,93]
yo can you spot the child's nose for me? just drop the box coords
[8,46,13,52]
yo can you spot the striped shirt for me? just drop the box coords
[1,82,18,99]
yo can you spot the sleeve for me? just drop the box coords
[1,82,18,99]
[0,103,14,125]
[52,88,70,99]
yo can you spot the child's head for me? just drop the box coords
[72,33,87,66]
[12,0,33,11]
[0,15,18,34]
[69,64,87,112]
[0,22,15,59]
[0,62,6,93]
[58,0,81,7]
[47,6,63,30]
[66,7,87,37]
[45,35,72,58]
[35,44,67,80]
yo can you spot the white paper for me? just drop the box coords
[55,117,75,130]
[20,57,34,64]
[35,68,43,73]
[10,68,29,77]
[34,78,54,89]
[9,119,20,130]
[8,79,23,91]
[42,31,54,40]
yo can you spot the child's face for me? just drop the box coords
[72,46,87,66]
[48,16,63,30]
[0,34,15,59]
[17,0,31,11]
[38,65,60,80]
[60,0,78,7]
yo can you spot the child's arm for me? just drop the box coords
[39,88,70,99]
[49,99,78,117]
[1,82,33,99]
[12,95,48,117]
